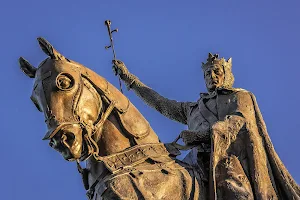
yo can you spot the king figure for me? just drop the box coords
[112,53,300,199]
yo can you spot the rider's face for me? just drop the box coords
[204,65,225,91]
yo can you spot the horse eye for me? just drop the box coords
[56,73,74,90]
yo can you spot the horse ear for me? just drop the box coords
[19,57,36,78]
[37,37,55,59]
[37,37,66,60]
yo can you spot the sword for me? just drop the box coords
[104,20,123,93]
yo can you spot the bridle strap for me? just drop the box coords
[76,161,89,190]
[78,99,116,162]
[92,100,116,142]
[85,169,110,200]
[76,99,116,195]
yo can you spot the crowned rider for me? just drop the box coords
[112,53,299,199]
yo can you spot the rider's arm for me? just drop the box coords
[180,130,211,144]
[113,60,188,124]
[124,72,188,124]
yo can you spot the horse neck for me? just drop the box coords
[84,113,133,182]
[94,104,162,158]
[95,111,132,157]
[81,66,161,154]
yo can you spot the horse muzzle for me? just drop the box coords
[45,123,84,161]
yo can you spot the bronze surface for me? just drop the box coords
[20,38,300,199]
[20,37,206,200]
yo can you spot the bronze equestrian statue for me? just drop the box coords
[20,37,299,199]
[112,55,300,200]
[19,37,205,200]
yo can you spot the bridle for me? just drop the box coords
[74,76,117,199]
[37,69,116,162]
[70,76,117,162]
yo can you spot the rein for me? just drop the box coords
[74,78,118,197]
[171,135,197,151]
[76,98,116,199]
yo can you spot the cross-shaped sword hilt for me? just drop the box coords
[105,20,118,60]
[104,20,123,93]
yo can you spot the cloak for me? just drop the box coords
[207,89,300,199]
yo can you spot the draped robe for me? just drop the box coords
[183,88,300,200]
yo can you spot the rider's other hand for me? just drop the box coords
[180,130,198,145]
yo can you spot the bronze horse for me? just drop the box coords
[19,38,206,200]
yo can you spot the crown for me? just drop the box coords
[201,53,232,71]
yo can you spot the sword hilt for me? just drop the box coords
[104,20,118,60]
[104,20,123,93]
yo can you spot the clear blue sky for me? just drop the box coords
[1,1,300,199]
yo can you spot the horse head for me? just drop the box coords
[19,38,160,163]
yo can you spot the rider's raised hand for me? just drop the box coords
[112,60,129,78]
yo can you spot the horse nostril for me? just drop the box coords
[62,132,75,146]
[49,138,58,148]
[49,140,54,147]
